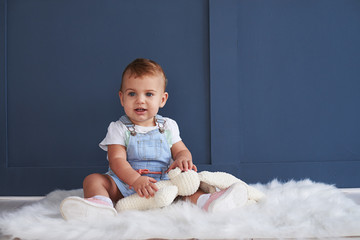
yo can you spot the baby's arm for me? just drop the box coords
[108,145,159,198]
[168,141,197,172]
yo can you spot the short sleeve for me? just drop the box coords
[164,118,182,145]
[99,121,127,151]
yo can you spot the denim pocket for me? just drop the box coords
[137,139,162,160]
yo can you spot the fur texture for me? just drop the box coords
[1,180,360,240]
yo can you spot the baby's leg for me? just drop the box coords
[83,173,123,202]
[183,189,206,204]
[60,174,122,220]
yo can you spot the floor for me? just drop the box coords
[0,190,360,240]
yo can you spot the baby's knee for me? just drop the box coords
[83,173,104,187]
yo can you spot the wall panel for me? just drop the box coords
[1,0,359,195]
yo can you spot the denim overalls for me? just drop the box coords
[107,115,172,197]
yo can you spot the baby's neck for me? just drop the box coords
[129,117,156,127]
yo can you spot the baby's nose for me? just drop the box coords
[136,95,145,103]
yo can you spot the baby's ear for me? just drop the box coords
[160,92,168,108]
[119,91,125,106]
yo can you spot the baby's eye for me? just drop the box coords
[146,93,153,97]
[128,92,136,97]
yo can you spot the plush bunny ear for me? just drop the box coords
[115,184,178,212]
[198,171,241,191]
[198,171,266,202]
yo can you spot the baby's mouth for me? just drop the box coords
[135,108,146,112]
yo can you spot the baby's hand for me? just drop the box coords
[167,158,197,172]
[130,176,158,198]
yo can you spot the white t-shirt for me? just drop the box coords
[99,117,181,151]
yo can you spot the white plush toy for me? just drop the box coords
[115,168,265,212]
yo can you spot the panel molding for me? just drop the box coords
[209,0,241,166]
[2,0,359,195]
[0,0,215,195]
[0,0,7,170]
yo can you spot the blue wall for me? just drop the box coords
[234,0,360,185]
[1,0,359,195]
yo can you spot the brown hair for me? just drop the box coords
[120,58,168,91]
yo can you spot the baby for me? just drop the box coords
[60,58,248,220]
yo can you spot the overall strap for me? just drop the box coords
[155,114,166,134]
[119,115,136,136]
[119,115,166,136]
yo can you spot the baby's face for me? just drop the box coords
[119,73,168,126]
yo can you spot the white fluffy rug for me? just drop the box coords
[1,179,360,240]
